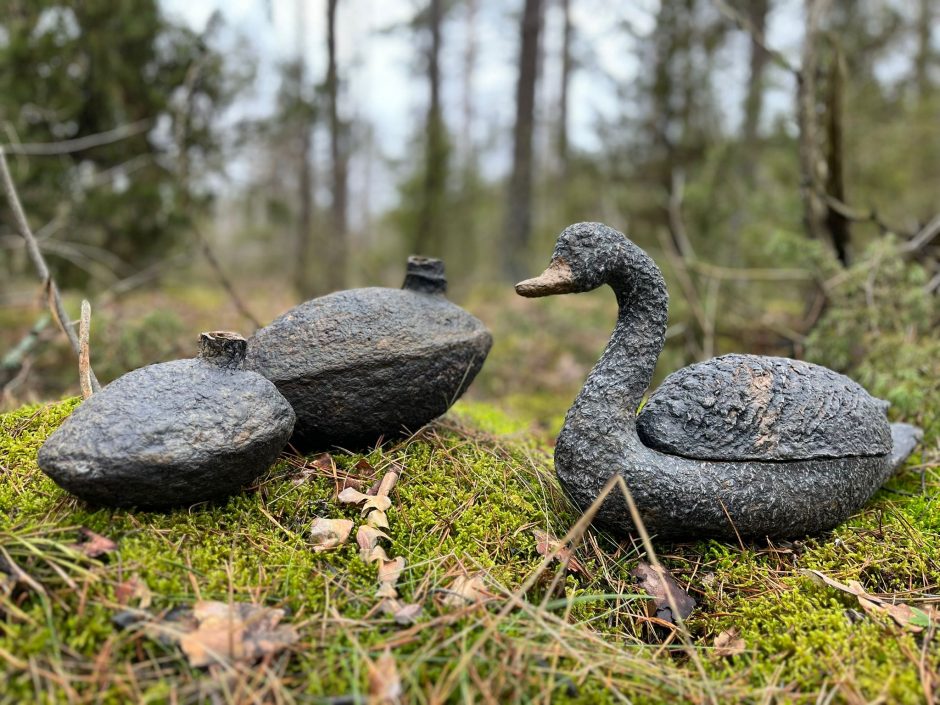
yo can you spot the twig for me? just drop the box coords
[78,300,93,399]
[711,0,798,74]
[0,146,100,392]
[901,214,940,255]
[192,223,262,330]
[3,121,150,156]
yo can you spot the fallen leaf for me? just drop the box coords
[362,545,389,563]
[362,495,392,515]
[115,573,152,608]
[379,599,421,625]
[376,582,398,599]
[378,556,405,586]
[367,510,390,530]
[375,471,400,497]
[804,570,930,633]
[533,529,588,576]
[73,528,117,558]
[631,561,695,624]
[310,518,354,552]
[368,648,402,704]
[172,601,298,668]
[357,525,390,552]
[293,453,333,486]
[393,602,422,626]
[713,628,745,657]
[439,573,489,607]
[338,487,371,505]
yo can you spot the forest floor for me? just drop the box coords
[2,251,939,703]
[1,393,937,704]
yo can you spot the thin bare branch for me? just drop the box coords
[192,223,262,330]
[711,0,798,74]
[0,146,100,392]
[3,120,150,156]
[78,300,93,400]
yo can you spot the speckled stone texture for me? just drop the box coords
[517,222,922,540]
[38,332,295,508]
[637,354,892,461]
[245,257,492,450]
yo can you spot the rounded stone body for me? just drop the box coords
[245,257,492,450]
[38,332,295,508]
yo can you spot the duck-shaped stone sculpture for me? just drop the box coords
[245,256,492,450]
[516,222,922,539]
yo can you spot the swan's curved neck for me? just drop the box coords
[570,244,668,419]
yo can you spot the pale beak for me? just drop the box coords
[515,259,576,297]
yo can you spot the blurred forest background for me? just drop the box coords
[1,0,938,434]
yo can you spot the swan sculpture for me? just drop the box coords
[516,222,922,539]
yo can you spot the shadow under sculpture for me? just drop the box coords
[516,222,922,540]
[38,332,295,508]
[245,257,492,451]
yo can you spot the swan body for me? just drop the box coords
[516,222,921,539]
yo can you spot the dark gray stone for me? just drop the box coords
[37,332,295,508]
[516,222,923,540]
[245,257,492,450]
[637,354,892,461]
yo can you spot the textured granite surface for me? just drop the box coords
[245,258,492,450]
[517,222,922,539]
[38,332,295,508]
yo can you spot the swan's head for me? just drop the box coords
[515,222,625,297]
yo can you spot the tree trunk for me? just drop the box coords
[295,119,315,297]
[460,0,478,165]
[325,0,348,290]
[824,41,850,266]
[505,0,543,280]
[558,0,572,177]
[415,0,447,256]
[914,0,934,99]
[741,0,770,160]
[796,0,830,245]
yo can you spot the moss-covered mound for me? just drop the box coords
[0,399,937,703]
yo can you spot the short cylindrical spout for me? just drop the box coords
[199,331,247,368]
[402,256,447,294]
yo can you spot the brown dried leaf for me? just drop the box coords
[338,487,371,505]
[294,453,333,486]
[362,495,392,515]
[73,528,117,558]
[376,471,400,497]
[115,573,152,608]
[631,561,695,624]
[392,601,422,626]
[368,648,402,704]
[175,601,298,668]
[366,510,390,530]
[439,573,489,607]
[362,545,389,563]
[533,529,588,576]
[357,525,390,552]
[804,570,929,632]
[376,582,398,599]
[310,518,354,552]
[378,556,405,586]
[713,628,745,657]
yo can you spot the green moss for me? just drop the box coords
[0,399,937,703]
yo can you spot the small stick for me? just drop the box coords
[79,300,93,399]
[0,146,100,392]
